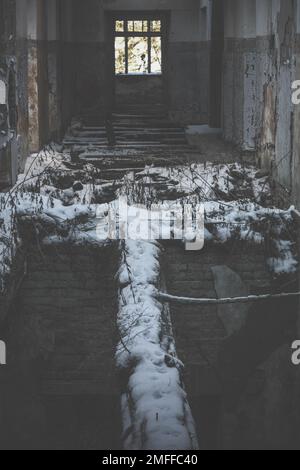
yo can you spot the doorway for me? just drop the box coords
[106,12,169,113]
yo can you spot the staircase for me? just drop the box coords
[112,106,188,149]
[63,104,192,158]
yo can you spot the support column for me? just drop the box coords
[209,0,224,128]
[47,0,61,140]
[27,0,48,152]
[292,3,300,209]
[60,0,75,130]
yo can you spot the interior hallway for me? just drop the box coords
[0,0,300,451]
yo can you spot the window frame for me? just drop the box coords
[114,17,163,76]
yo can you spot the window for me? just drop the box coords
[114,19,162,75]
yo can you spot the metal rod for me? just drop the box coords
[156,291,300,306]
[291,208,300,220]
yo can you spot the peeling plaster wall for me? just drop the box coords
[15,0,29,168]
[26,0,51,152]
[59,0,76,132]
[0,0,18,187]
[255,0,295,201]
[7,0,75,160]
[223,0,300,208]
[45,0,75,139]
[293,1,300,209]
[223,0,257,150]
[47,0,61,141]
[273,0,294,196]
[1,0,87,182]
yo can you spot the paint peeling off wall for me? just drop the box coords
[259,82,276,170]
[0,58,18,188]
[223,0,300,209]
[243,52,256,150]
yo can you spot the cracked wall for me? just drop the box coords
[223,0,300,209]
[0,0,18,187]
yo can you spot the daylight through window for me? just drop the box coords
[114,19,162,75]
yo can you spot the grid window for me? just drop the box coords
[114,19,162,75]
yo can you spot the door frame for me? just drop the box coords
[105,10,170,112]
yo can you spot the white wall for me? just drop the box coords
[75,0,212,43]
[16,0,28,39]
[47,0,58,41]
[224,0,256,39]
[256,0,272,36]
[26,0,38,40]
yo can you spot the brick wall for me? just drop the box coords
[163,241,271,378]
[1,242,122,449]
[162,240,273,449]
[2,237,297,449]
[162,240,300,449]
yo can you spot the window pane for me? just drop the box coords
[128,21,134,32]
[131,20,148,32]
[128,37,148,74]
[151,37,162,73]
[134,21,143,32]
[115,20,124,32]
[115,37,126,74]
[151,20,161,32]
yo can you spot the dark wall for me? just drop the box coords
[163,241,300,450]
[168,40,210,123]
[115,75,164,106]
[0,244,121,450]
[0,0,19,187]
[71,0,211,124]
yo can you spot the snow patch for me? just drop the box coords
[116,240,198,450]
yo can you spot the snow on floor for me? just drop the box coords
[0,150,297,290]
[0,191,104,293]
[129,162,271,205]
[0,146,298,451]
[204,201,298,275]
[116,240,199,450]
[16,156,272,207]
[0,196,17,292]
